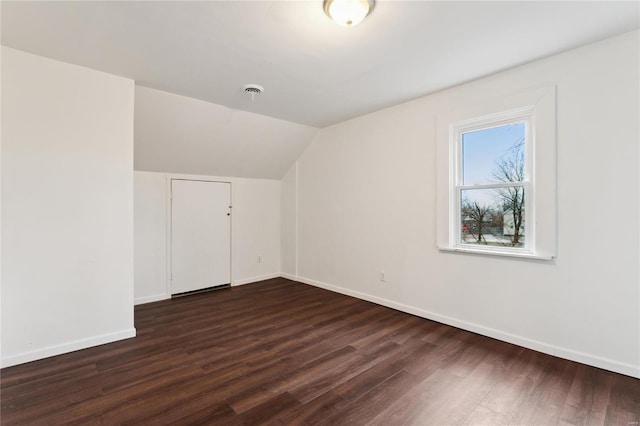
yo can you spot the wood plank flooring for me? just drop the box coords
[2,278,639,425]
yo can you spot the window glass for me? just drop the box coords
[462,122,525,185]
[459,121,528,250]
[460,188,525,248]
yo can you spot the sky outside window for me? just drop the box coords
[462,122,525,185]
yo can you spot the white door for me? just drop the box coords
[171,179,231,295]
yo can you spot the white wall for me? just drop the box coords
[232,177,281,285]
[283,31,640,377]
[134,171,281,304]
[134,172,168,304]
[281,164,297,278]
[1,47,135,367]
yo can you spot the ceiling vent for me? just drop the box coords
[243,84,264,101]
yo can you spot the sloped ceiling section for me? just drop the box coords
[134,86,317,179]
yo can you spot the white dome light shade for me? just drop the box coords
[323,0,374,27]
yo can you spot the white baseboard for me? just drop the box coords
[280,273,298,281]
[135,293,170,305]
[233,273,281,287]
[295,275,640,379]
[1,328,137,369]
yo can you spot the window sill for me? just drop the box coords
[438,246,554,260]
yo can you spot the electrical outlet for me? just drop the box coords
[379,271,386,282]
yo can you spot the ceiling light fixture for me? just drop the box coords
[243,84,264,101]
[323,0,374,27]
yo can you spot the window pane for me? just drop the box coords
[462,122,525,185]
[460,187,525,248]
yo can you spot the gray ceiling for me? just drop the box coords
[2,1,638,128]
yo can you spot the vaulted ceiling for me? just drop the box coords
[3,1,638,127]
[134,86,317,179]
[2,1,638,178]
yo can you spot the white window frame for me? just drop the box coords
[437,86,556,260]
[452,110,533,255]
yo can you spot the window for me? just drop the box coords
[456,113,531,253]
[437,87,556,259]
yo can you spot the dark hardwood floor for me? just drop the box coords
[2,278,639,425]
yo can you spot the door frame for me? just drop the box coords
[166,176,232,296]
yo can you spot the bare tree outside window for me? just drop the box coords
[493,137,525,246]
[461,200,494,244]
